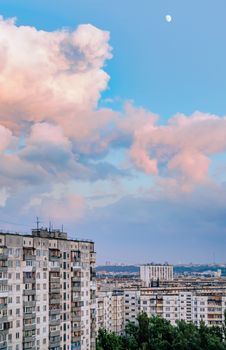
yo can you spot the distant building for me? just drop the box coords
[96,290,124,335]
[124,286,226,327]
[140,263,174,286]
[96,280,226,334]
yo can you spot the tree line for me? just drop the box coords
[96,313,226,350]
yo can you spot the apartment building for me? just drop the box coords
[124,286,226,327]
[140,264,174,287]
[0,227,96,350]
[96,290,124,335]
[96,278,226,335]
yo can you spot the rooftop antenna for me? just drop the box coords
[61,224,64,233]
[213,252,216,265]
[49,221,52,232]
[36,217,40,230]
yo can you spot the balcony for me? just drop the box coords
[71,262,81,269]
[24,313,35,320]
[72,285,81,292]
[49,254,61,261]
[49,263,60,272]
[0,303,7,310]
[23,323,36,331]
[71,313,81,322]
[23,338,35,349]
[49,298,61,305]
[23,301,36,307]
[0,341,7,350]
[90,252,96,263]
[72,324,81,332]
[0,254,7,261]
[0,266,7,273]
[23,289,36,296]
[72,295,82,302]
[50,329,60,337]
[0,316,8,323]
[49,318,61,326]
[49,287,61,294]
[49,276,60,284]
[49,336,60,347]
[49,308,61,315]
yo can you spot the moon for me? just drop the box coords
[165,15,172,23]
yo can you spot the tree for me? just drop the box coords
[96,314,226,350]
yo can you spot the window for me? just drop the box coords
[8,248,13,256]
[15,249,20,257]
[16,333,20,339]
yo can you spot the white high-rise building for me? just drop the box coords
[0,228,96,350]
[140,264,173,286]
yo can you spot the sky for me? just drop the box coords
[0,0,226,263]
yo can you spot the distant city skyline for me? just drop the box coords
[0,0,226,263]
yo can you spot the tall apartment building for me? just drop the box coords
[0,228,96,350]
[96,290,124,335]
[140,264,174,287]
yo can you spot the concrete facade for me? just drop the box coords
[0,228,96,350]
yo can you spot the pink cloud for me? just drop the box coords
[31,193,85,221]
[27,122,71,148]
[0,125,13,152]
[125,109,226,187]
[0,16,112,138]
[1,16,226,220]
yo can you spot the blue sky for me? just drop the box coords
[2,0,226,116]
[1,0,226,263]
